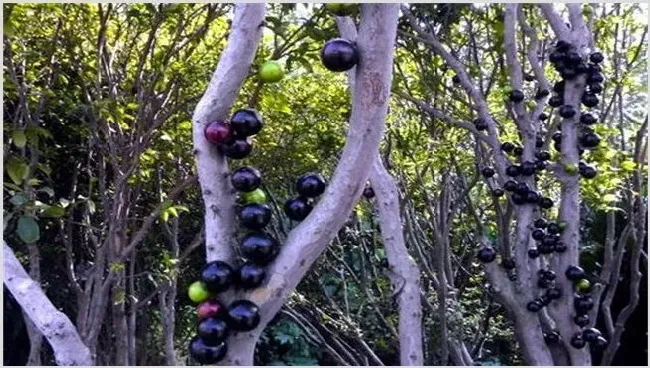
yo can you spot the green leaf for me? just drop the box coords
[620,160,636,171]
[12,130,26,148]
[16,215,40,244]
[41,205,65,218]
[6,157,29,184]
[9,194,28,207]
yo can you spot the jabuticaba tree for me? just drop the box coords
[397,3,647,366]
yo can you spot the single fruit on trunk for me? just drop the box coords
[505,165,520,177]
[574,314,590,327]
[231,166,262,192]
[240,188,268,204]
[230,108,264,137]
[509,90,525,103]
[205,121,234,145]
[513,146,524,156]
[534,218,548,228]
[587,72,604,84]
[565,265,585,280]
[284,197,313,221]
[201,261,234,293]
[259,61,284,83]
[198,318,230,344]
[452,75,461,84]
[580,132,601,148]
[546,287,562,300]
[554,242,568,253]
[222,138,253,159]
[535,151,551,161]
[574,295,595,313]
[520,161,536,176]
[582,327,601,343]
[477,247,496,263]
[552,131,563,143]
[188,281,211,304]
[582,93,599,108]
[539,243,555,254]
[501,141,515,152]
[589,83,603,94]
[238,203,272,230]
[579,165,598,179]
[296,173,327,198]
[539,112,549,121]
[501,258,516,270]
[189,336,227,364]
[549,94,564,107]
[532,229,545,241]
[481,167,495,178]
[559,105,577,118]
[527,300,542,312]
[546,222,560,234]
[589,51,604,63]
[241,232,279,265]
[527,249,539,258]
[566,51,582,64]
[503,179,517,192]
[227,300,261,331]
[321,38,358,72]
[237,263,266,289]
[197,300,225,320]
[511,193,526,205]
[539,197,554,209]
[473,118,488,131]
[570,333,586,349]
[363,186,375,199]
[544,331,560,344]
[492,188,504,197]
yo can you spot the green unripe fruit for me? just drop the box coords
[564,164,578,175]
[240,188,268,204]
[188,281,211,303]
[325,3,358,16]
[259,61,284,83]
[575,279,592,293]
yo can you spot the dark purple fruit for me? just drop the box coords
[587,73,604,84]
[580,132,601,148]
[579,165,598,179]
[546,222,560,234]
[296,173,327,198]
[473,118,488,131]
[201,261,234,293]
[539,112,549,121]
[561,68,578,80]
[535,151,551,161]
[527,300,543,312]
[554,242,567,253]
[230,108,264,137]
[535,89,550,99]
[588,63,602,73]
[582,327,601,343]
[528,248,540,258]
[566,51,582,64]
[506,165,520,177]
[535,160,547,172]
[205,121,234,145]
[574,314,590,327]
[501,141,515,153]
[504,180,518,192]
[525,191,541,204]
[552,131,563,143]
[571,333,586,349]
[231,167,262,192]
[321,38,358,72]
[553,80,565,93]
[513,182,528,195]
[532,229,545,241]
[238,203,272,230]
[536,136,544,148]
[227,300,260,331]
[189,336,227,364]
[542,234,559,247]
[581,93,599,108]
[501,258,516,270]
[513,146,524,156]
[524,74,536,82]
[492,188,505,197]
[546,287,562,300]
[363,186,375,199]
[512,193,526,205]
[452,75,461,84]
[538,278,552,289]
[589,51,604,64]
[544,331,560,344]
[549,50,565,63]
[566,266,585,281]
[576,62,589,74]
[539,197,554,209]
[541,270,556,280]
[198,318,230,344]
[520,161,537,176]
[284,197,312,221]
[236,263,265,289]
[559,105,577,118]
[240,232,279,265]
[580,113,597,125]
[574,295,594,313]
[509,90,525,103]
[555,40,571,52]
[549,94,563,107]
[589,83,603,94]
[222,139,253,159]
[534,218,548,228]
[539,243,555,254]
[481,167,495,178]
[477,247,497,263]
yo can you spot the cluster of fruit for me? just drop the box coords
[204,108,264,158]
[564,265,608,349]
[284,173,327,221]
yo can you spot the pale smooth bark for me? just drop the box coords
[4,243,93,366]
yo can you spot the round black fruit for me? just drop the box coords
[566,51,582,64]
[538,278,552,289]
[571,333,586,349]
[535,89,550,99]
[546,287,562,300]
[237,263,266,289]
[513,146,524,156]
[580,132,601,148]
[511,193,526,205]
[588,63,602,73]
[363,186,375,199]
[580,165,598,179]
[546,222,560,234]
[534,218,548,228]
[501,258,516,270]
[548,95,564,107]
[227,300,260,331]
[574,314,590,327]
[532,229,545,241]
[535,151,551,161]
[582,327,601,343]
[552,131,563,143]
[296,173,327,198]
[554,241,567,253]
[201,261,234,293]
[492,188,505,197]
[539,112,549,121]
[520,161,536,176]
[528,249,540,259]
[452,75,461,84]
[553,80,565,93]
[230,108,264,137]
[574,295,594,313]
[561,68,578,80]
[589,51,604,64]
[321,38,359,72]
[582,93,599,108]
[539,197,554,209]
[239,203,272,230]
[535,160,548,171]
[580,113,597,125]
[241,232,279,265]
[501,142,515,153]
[589,83,603,94]
[527,300,542,312]
[506,165,520,177]
[525,191,540,204]
[504,180,518,192]
[231,167,262,192]
[539,243,555,254]
[544,331,560,344]
[541,234,559,247]
[536,135,544,148]
[198,318,230,344]
[222,139,253,159]
[473,118,488,131]
[509,90,525,103]
[524,74,536,82]
[477,247,497,263]
[587,73,604,84]
[559,105,577,118]
[549,50,565,63]
[565,265,585,281]
[284,197,312,221]
[542,270,556,280]
[189,336,227,364]
[481,167,495,178]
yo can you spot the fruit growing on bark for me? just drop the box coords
[259,61,284,83]
[582,93,599,107]
[504,180,517,192]
[571,333,586,349]
[188,281,211,303]
[492,188,505,197]
[574,314,590,327]
[534,218,548,228]
[539,112,549,121]
[582,327,601,343]
[227,300,260,331]
[513,146,524,156]
[241,232,279,265]
[237,263,266,289]
[554,242,567,253]
[546,222,560,234]
[321,38,359,72]
[505,165,520,177]
[284,197,312,221]
[535,151,551,161]
[559,105,577,118]
[544,331,560,344]
[189,336,227,364]
[198,318,230,343]
[546,287,562,300]
[481,167,495,178]
[527,300,542,312]
[477,247,496,263]
[296,173,327,197]
[240,188,268,204]
[539,197,554,209]
[532,229,545,241]
[230,108,264,137]
[197,300,225,320]
[238,204,272,230]
[574,295,595,313]
[501,142,515,153]
[205,121,234,145]
[580,132,601,148]
[520,161,536,176]
[528,248,539,258]
[509,90,525,102]
[222,138,252,159]
[589,51,604,63]
[549,94,563,107]
[579,164,598,179]
[231,167,262,192]
[566,265,585,280]
[363,186,375,199]
[501,258,516,270]
[201,261,234,293]
[511,193,526,205]
[587,73,604,84]
[473,118,488,131]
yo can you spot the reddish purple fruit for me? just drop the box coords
[197,300,225,320]
[205,121,234,145]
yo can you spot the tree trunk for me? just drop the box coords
[23,244,43,366]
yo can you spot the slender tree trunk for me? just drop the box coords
[112,277,129,365]
[24,244,43,366]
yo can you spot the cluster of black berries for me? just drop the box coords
[204,108,264,159]
[527,218,568,258]
[284,173,327,221]
[548,41,604,179]
[526,269,562,312]
[565,266,608,349]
